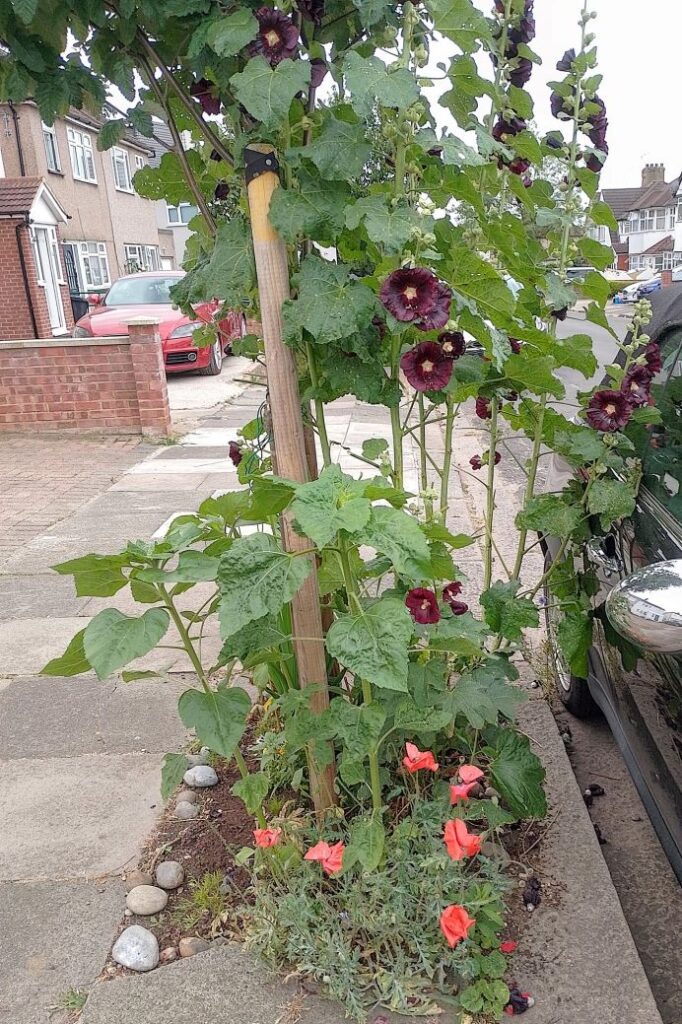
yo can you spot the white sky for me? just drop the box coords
[525,0,682,189]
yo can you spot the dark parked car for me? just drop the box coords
[544,286,682,882]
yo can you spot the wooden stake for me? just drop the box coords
[245,144,337,814]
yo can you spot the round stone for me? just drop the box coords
[174,801,199,820]
[112,926,159,972]
[124,869,153,892]
[175,789,198,806]
[155,861,184,890]
[178,936,211,958]
[186,747,211,768]
[126,885,168,916]
[183,765,218,788]
[160,946,178,964]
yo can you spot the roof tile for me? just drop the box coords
[0,177,43,216]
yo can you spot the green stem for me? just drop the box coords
[305,342,332,466]
[440,395,456,520]
[159,585,211,692]
[483,398,499,591]
[390,337,405,489]
[234,748,266,830]
[510,395,546,581]
[418,393,433,520]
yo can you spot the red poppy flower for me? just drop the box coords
[459,764,484,784]
[405,588,441,625]
[443,581,463,606]
[440,904,476,948]
[448,600,469,616]
[438,331,466,359]
[304,840,345,875]
[380,268,451,330]
[401,342,453,392]
[253,827,282,848]
[643,342,662,375]
[500,940,518,954]
[228,440,243,467]
[444,818,482,861]
[402,742,439,774]
[450,782,476,804]
[586,389,633,432]
[621,365,652,407]
[475,396,491,420]
[250,7,299,65]
[190,78,221,116]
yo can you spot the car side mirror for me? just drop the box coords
[606,559,682,655]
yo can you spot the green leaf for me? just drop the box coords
[414,127,485,168]
[161,753,188,802]
[291,465,371,548]
[41,629,91,677]
[578,236,614,271]
[178,687,251,759]
[426,0,492,51]
[282,256,377,346]
[357,506,432,580]
[218,614,290,667]
[232,771,270,815]
[590,201,618,231]
[516,494,583,537]
[97,118,126,151]
[11,0,39,23]
[343,50,419,117]
[246,477,295,519]
[121,669,161,682]
[579,271,610,307]
[230,56,310,130]
[489,729,547,819]
[553,332,598,378]
[133,150,205,205]
[557,611,593,678]
[207,8,258,56]
[421,522,475,549]
[299,112,372,181]
[328,699,386,760]
[505,353,565,398]
[351,0,392,27]
[449,246,516,321]
[587,478,636,529]
[393,695,452,735]
[481,581,539,641]
[508,84,534,119]
[446,663,525,729]
[362,438,389,460]
[83,608,169,679]
[52,553,129,597]
[171,218,255,306]
[429,613,489,657]
[218,534,313,638]
[347,815,384,872]
[326,596,413,692]
[345,195,421,254]
[268,167,351,244]
[138,550,220,584]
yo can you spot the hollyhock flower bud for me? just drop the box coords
[310,58,328,90]
[508,157,530,176]
[621,365,652,407]
[401,342,453,392]
[190,78,221,116]
[470,454,483,471]
[443,581,463,607]
[643,342,662,374]
[295,0,325,23]
[551,91,572,119]
[405,588,441,625]
[438,331,466,359]
[214,181,230,201]
[492,116,526,142]
[448,600,469,616]
[475,396,491,420]
[551,306,568,321]
[228,440,243,467]
[250,7,299,66]
[586,389,633,432]
[544,132,565,151]
[586,152,606,173]
[509,337,522,353]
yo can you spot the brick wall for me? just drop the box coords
[0,323,171,436]
[0,219,74,341]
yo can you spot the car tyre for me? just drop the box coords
[544,556,597,718]
[198,338,223,376]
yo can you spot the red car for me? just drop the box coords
[72,271,246,375]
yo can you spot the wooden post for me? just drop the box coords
[245,144,337,814]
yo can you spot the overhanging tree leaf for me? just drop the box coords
[171,218,255,306]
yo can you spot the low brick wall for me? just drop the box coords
[0,321,171,436]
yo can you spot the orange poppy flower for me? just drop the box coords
[450,782,477,804]
[444,818,482,861]
[304,840,345,875]
[440,904,476,947]
[253,827,282,848]
[402,742,439,773]
[458,764,484,785]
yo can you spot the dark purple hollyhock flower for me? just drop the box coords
[508,157,530,176]
[380,267,442,324]
[228,441,243,467]
[475,396,491,420]
[586,96,608,149]
[309,58,328,90]
[401,342,453,392]
[214,182,230,201]
[295,0,325,23]
[470,454,483,471]
[551,307,568,321]
[509,337,522,354]
[508,58,533,87]
[551,91,572,119]
[521,174,532,188]
[210,149,222,162]
[448,600,469,616]
[405,588,441,625]
[427,145,443,159]
[250,7,299,66]
[586,390,633,432]
[508,11,536,47]
[586,152,606,173]
[643,342,662,375]
[544,132,565,151]
[190,79,220,116]
[443,581,463,608]
[621,365,653,407]
[493,451,502,465]
[556,48,576,72]
[438,331,466,360]
[492,116,526,142]
[417,281,452,332]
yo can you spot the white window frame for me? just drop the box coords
[67,126,97,183]
[677,197,682,223]
[112,147,133,192]
[134,154,145,172]
[66,240,111,290]
[166,201,198,226]
[48,227,65,285]
[42,122,61,173]
[124,243,160,272]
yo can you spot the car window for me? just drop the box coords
[105,276,180,305]
[639,328,682,520]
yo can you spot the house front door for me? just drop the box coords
[33,226,67,335]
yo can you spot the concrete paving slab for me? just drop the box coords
[109,473,218,492]
[0,753,166,882]
[180,428,234,447]
[127,457,236,476]
[0,617,89,676]
[0,675,188,760]
[149,445,235,461]
[0,879,124,1024]
[0,573,84,620]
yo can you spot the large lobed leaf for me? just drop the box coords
[326,596,413,692]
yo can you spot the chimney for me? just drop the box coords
[642,162,665,187]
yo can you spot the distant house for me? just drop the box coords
[149,122,197,269]
[0,101,176,339]
[602,163,682,273]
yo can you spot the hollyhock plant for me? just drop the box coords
[621,365,652,407]
[444,818,482,860]
[405,588,441,625]
[250,7,299,65]
[470,454,483,471]
[304,840,345,875]
[438,331,466,359]
[557,48,576,71]
[440,905,476,948]
[551,91,572,120]
[190,78,220,115]
[402,742,439,773]
[586,389,633,432]
[448,600,469,616]
[416,281,453,331]
[401,342,453,392]
[443,581,463,607]
[509,337,522,354]
[380,267,451,329]
[254,827,282,848]
[309,58,328,90]
[228,440,243,467]
[295,0,325,23]
[508,58,533,88]
[492,116,526,142]
[643,341,662,375]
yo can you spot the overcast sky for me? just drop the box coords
[524,0,682,189]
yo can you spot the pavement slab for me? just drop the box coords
[0,617,90,676]
[0,573,84,620]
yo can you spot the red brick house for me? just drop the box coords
[0,176,74,341]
